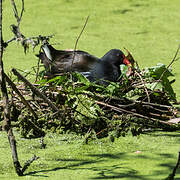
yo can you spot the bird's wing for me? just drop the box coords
[53,50,99,72]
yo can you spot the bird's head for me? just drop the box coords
[101,49,131,65]
[101,49,132,76]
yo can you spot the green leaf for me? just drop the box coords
[74,94,104,125]
[144,63,176,100]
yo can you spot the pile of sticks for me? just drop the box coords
[0,67,178,136]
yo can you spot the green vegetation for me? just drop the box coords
[1,0,180,179]
[0,130,180,180]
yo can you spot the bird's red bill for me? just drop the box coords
[123,56,131,65]
[123,56,132,76]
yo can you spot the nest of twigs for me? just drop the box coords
[0,53,179,139]
[1,0,179,139]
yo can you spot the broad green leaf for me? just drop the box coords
[74,94,104,125]
[144,63,176,100]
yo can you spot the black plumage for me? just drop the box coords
[36,44,131,83]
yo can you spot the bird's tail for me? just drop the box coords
[41,44,53,61]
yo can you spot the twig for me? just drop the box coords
[21,155,39,173]
[142,105,171,114]
[134,100,173,108]
[167,150,180,180]
[4,73,38,119]
[71,16,90,68]
[95,93,173,109]
[73,15,89,52]
[35,58,40,82]
[157,44,180,85]
[143,45,180,101]
[19,0,25,26]
[8,24,53,52]
[40,136,46,149]
[171,150,180,178]
[5,24,54,50]
[162,45,180,75]
[6,37,16,44]
[12,68,60,113]
[11,0,24,27]
[135,70,150,103]
[1,0,25,175]
[95,100,174,127]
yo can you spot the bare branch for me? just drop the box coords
[74,15,89,51]
[143,45,180,101]
[21,155,40,174]
[71,16,90,68]
[11,0,20,23]
[167,150,180,179]
[11,0,25,27]
[95,100,175,128]
[4,1,53,51]
[1,2,23,176]
[18,0,25,26]
[6,25,54,52]
[158,44,180,84]
[135,70,150,103]
[12,68,60,113]
[4,73,38,119]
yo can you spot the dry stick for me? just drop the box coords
[18,0,24,26]
[95,101,173,127]
[94,93,175,118]
[1,1,39,176]
[6,37,16,44]
[168,150,180,179]
[6,1,53,50]
[35,58,40,82]
[95,93,173,109]
[69,16,97,118]
[135,100,173,108]
[160,45,180,80]
[11,0,24,26]
[12,68,60,113]
[11,0,20,22]
[143,45,180,101]
[71,15,90,68]
[4,73,38,119]
[4,74,44,135]
[21,155,39,174]
[135,70,150,103]
[0,1,24,175]
[118,102,170,114]
[7,0,53,50]
[142,105,170,113]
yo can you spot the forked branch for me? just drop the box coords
[4,0,53,52]
[11,0,24,27]
[143,45,180,101]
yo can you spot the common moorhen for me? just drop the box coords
[36,44,131,83]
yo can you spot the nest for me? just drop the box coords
[0,56,179,139]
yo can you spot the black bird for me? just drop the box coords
[36,44,131,83]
